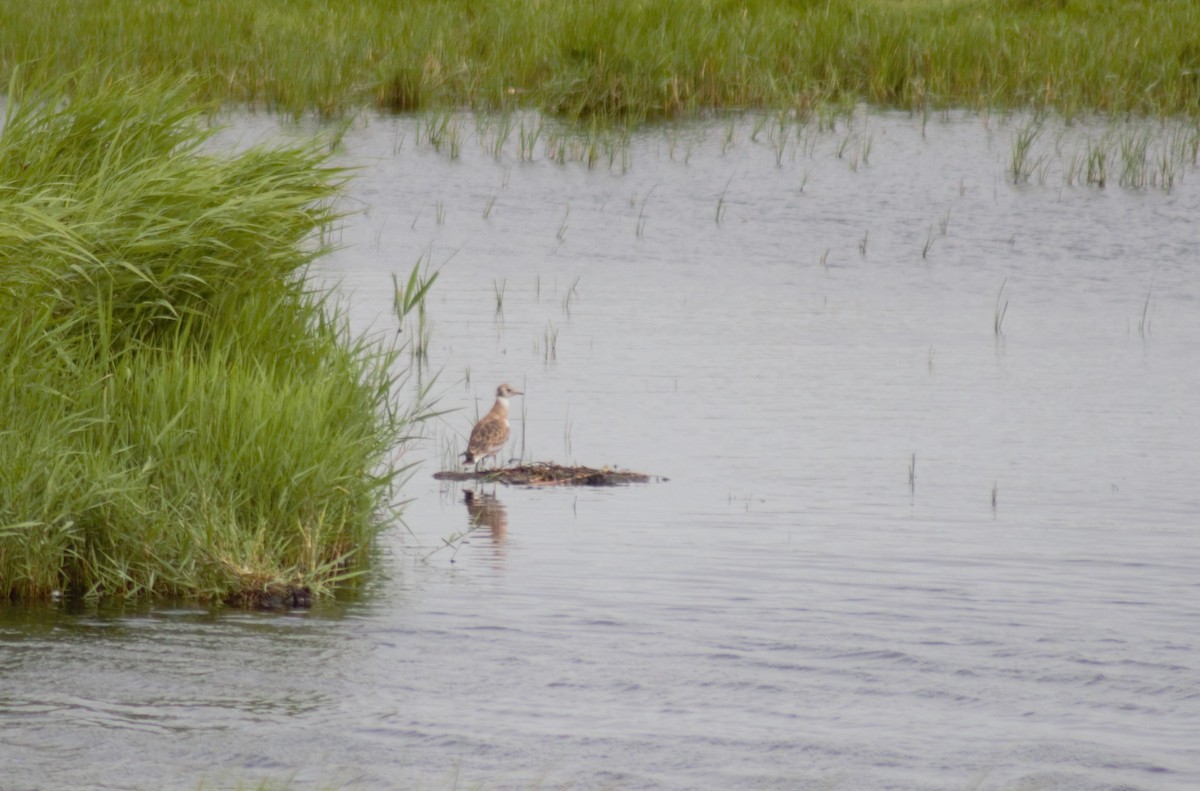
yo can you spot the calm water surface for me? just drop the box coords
[3,111,1200,790]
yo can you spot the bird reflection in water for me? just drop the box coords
[463,489,508,548]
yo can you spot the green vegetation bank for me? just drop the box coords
[1,0,1198,121]
[0,76,426,605]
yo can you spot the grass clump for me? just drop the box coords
[0,0,1198,122]
[0,73,425,605]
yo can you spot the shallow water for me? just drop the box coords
[3,111,1200,790]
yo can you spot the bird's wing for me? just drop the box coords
[467,416,509,454]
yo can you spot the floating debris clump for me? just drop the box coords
[434,463,663,487]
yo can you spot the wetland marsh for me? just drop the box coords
[3,0,1200,786]
[4,107,1199,790]
[3,0,1200,120]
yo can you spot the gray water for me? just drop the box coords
[3,110,1200,791]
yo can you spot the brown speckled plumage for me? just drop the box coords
[463,383,523,469]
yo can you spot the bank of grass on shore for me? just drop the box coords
[1,0,1199,122]
[0,74,426,605]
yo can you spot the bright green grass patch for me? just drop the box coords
[0,0,1198,121]
[0,73,427,605]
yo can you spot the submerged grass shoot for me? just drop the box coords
[562,276,582,317]
[544,321,559,364]
[493,279,506,315]
[994,279,1010,336]
[0,73,427,605]
[1011,116,1044,184]
[1139,285,1153,338]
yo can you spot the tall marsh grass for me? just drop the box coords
[0,74,427,605]
[1,0,1198,122]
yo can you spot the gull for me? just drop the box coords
[463,383,522,470]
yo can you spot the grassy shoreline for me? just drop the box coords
[0,74,427,605]
[1,1,1195,604]
[1,0,1198,122]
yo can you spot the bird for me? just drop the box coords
[463,383,523,470]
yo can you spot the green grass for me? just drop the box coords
[0,72,430,605]
[1,0,1198,122]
